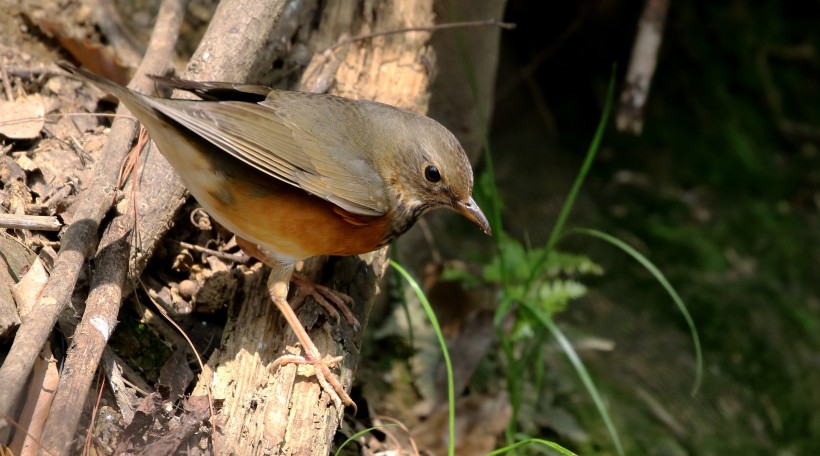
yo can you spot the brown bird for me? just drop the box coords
[58,62,491,410]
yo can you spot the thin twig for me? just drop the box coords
[0,214,61,231]
[119,376,150,396]
[0,112,136,129]
[416,218,442,265]
[0,413,57,456]
[5,65,54,79]
[139,276,216,445]
[82,370,107,455]
[496,18,582,99]
[327,19,515,51]
[616,0,670,134]
[0,58,14,101]
[179,241,250,263]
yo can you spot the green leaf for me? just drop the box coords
[530,306,626,456]
[565,228,703,396]
[390,260,457,456]
[537,279,588,314]
[486,437,578,456]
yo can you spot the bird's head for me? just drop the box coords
[383,112,492,238]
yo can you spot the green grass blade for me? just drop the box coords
[334,424,401,456]
[567,227,703,396]
[532,307,625,456]
[391,249,416,348]
[497,328,522,438]
[543,65,617,255]
[390,260,456,456]
[485,437,578,456]
[524,65,617,290]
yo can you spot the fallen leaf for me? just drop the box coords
[11,257,49,319]
[0,94,45,139]
[33,17,131,84]
[412,392,512,456]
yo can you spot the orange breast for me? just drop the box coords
[194,171,390,261]
[151,124,390,262]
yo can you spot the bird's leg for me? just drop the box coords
[290,273,360,331]
[237,237,359,331]
[266,262,355,411]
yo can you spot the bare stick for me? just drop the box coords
[30,0,291,453]
[326,19,516,51]
[0,96,129,426]
[616,0,670,134]
[0,58,14,102]
[179,241,250,263]
[0,214,61,231]
[21,0,187,454]
[86,0,145,69]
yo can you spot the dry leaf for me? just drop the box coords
[0,95,45,139]
[11,257,49,319]
[33,17,131,84]
[412,392,512,456]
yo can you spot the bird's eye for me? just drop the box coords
[424,165,441,183]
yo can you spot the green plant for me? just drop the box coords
[391,261,577,456]
[451,66,702,454]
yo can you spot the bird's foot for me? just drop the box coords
[272,349,356,413]
[262,262,359,412]
[290,273,360,331]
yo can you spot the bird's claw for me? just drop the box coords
[272,351,356,413]
[291,274,360,331]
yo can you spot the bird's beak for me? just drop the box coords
[456,197,492,235]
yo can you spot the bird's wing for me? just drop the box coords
[142,96,389,217]
[147,75,273,102]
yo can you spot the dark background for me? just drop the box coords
[485,1,820,454]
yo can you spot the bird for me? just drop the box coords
[57,62,491,411]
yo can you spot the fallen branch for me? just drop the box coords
[0,30,162,434]
[0,214,61,231]
[616,0,670,134]
[34,0,188,452]
[35,0,292,453]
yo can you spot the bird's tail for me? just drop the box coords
[56,61,153,116]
